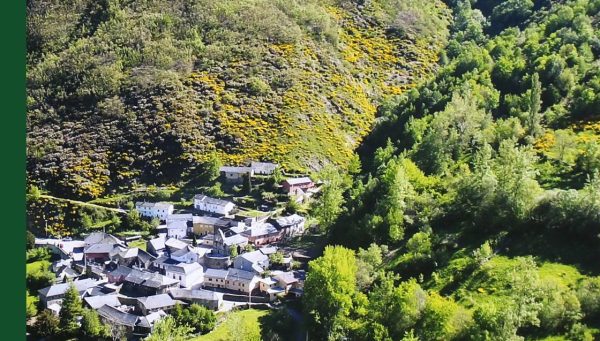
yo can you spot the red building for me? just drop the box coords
[282,177,314,194]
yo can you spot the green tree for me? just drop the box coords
[406,232,432,258]
[59,283,83,335]
[304,246,358,339]
[171,303,216,334]
[80,308,110,339]
[27,230,36,250]
[356,243,387,290]
[311,165,346,232]
[269,251,285,266]
[144,316,193,341]
[32,309,60,338]
[526,73,543,140]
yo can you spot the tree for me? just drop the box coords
[304,246,358,339]
[576,276,600,320]
[526,73,543,140]
[27,230,36,250]
[59,283,83,336]
[356,243,387,290]
[145,316,193,341]
[191,234,198,247]
[32,310,60,338]
[171,304,216,334]
[311,165,346,232]
[406,232,432,258]
[269,251,285,266]
[80,308,110,339]
[201,152,222,184]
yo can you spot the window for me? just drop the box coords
[179,276,182,280]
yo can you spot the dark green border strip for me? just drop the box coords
[0,0,25,339]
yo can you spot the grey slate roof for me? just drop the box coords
[153,255,180,267]
[165,238,188,250]
[220,166,253,174]
[242,223,279,237]
[137,294,177,310]
[107,265,133,278]
[238,250,269,264]
[135,202,173,210]
[193,194,234,207]
[204,268,229,280]
[166,214,193,222]
[284,177,313,186]
[84,243,120,254]
[84,232,123,246]
[38,278,99,298]
[275,214,305,227]
[165,262,202,275]
[194,216,225,225]
[84,294,121,309]
[250,161,278,174]
[228,268,258,281]
[97,304,138,327]
[124,269,179,288]
[148,237,166,251]
[169,289,223,301]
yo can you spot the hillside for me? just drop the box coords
[26,0,449,199]
[302,0,600,340]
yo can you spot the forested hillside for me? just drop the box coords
[26,0,449,199]
[304,0,600,340]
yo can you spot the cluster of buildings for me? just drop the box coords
[35,208,307,339]
[33,161,318,339]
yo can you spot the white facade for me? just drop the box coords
[165,263,204,288]
[193,195,235,215]
[135,202,174,220]
[166,221,188,239]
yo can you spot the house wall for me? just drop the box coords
[136,205,174,220]
[167,227,187,239]
[194,200,234,215]
[192,223,214,236]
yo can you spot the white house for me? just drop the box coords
[233,250,269,274]
[193,195,235,216]
[166,220,188,239]
[170,246,199,264]
[219,166,254,183]
[165,262,203,288]
[250,161,278,175]
[203,268,259,294]
[275,214,306,239]
[135,202,174,220]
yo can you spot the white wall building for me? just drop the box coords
[193,195,235,216]
[165,262,203,288]
[166,220,188,239]
[135,202,174,220]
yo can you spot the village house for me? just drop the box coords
[258,277,285,301]
[170,245,199,264]
[135,294,179,315]
[193,194,235,216]
[169,288,223,310]
[35,238,85,261]
[203,268,259,294]
[282,177,315,194]
[213,227,248,255]
[115,248,155,269]
[164,238,189,253]
[166,220,188,239]
[84,232,125,247]
[84,243,125,264]
[121,268,179,296]
[165,262,203,288]
[192,216,230,236]
[106,265,133,284]
[233,250,270,274]
[151,255,180,274]
[274,214,306,239]
[166,213,193,224]
[38,278,101,308]
[135,202,174,220]
[219,166,254,183]
[250,161,279,175]
[272,270,305,297]
[84,294,122,310]
[96,304,166,338]
[146,236,166,257]
[242,222,281,246]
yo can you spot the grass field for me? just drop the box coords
[190,309,269,341]
[26,260,50,275]
[127,239,147,251]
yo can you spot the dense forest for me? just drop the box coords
[26,0,449,199]
[304,0,600,340]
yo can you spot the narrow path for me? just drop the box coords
[39,194,127,214]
